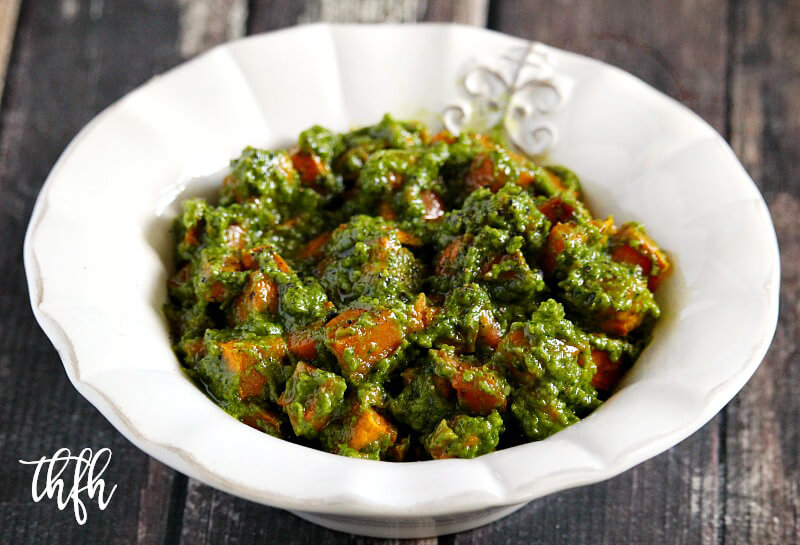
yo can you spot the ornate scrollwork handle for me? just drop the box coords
[443,42,572,157]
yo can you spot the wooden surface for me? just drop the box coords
[0,0,21,104]
[0,1,797,543]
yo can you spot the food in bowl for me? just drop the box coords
[164,114,670,461]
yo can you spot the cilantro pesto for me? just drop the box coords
[165,115,670,461]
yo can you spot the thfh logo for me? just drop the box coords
[18,447,117,525]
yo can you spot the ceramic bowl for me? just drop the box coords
[24,24,779,538]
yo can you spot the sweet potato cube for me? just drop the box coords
[542,222,586,275]
[465,153,505,193]
[435,235,466,276]
[297,232,332,260]
[420,190,445,220]
[278,361,346,439]
[197,251,243,302]
[537,196,577,224]
[231,272,278,324]
[596,309,645,337]
[590,348,627,392]
[287,326,322,361]
[326,309,405,383]
[611,223,671,292]
[348,407,397,451]
[290,150,327,185]
[477,311,503,349]
[240,405,283,438]
[434,350,509,415]
[198,336,287,403]
[408,293,439,333]
[219,341,269,400]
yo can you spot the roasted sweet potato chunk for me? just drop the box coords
[611,223,671,292]
[326,309,405,383]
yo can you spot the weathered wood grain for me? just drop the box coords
[489,0,729,134]
[178,478,437,545]
[249,0,488,33]
[177,0,247,58]
[724,1,800,543]
[422,0,489,26]
[297,0,426,24]
[0,1,184,544]
[0,0,20,105]
[136,459,180,545]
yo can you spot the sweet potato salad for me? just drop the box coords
[165,115,670,461]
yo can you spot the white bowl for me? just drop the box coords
[24,24,779,539]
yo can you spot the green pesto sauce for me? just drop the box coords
[165,114,668,461]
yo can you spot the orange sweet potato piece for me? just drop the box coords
[465,153,505,193]
[545,168,568,192]
[207,282,226,301]
[241,248,259,270]
[431,130,457,144]
[408,293,438,333]
[290,151,327,185]
[183,225,201,246]
[611,224,671,292]
[378,201,397,221]
[590,349,626,392]
[597,309,644,337]
[232,272,279,323]
[420,190,445,220]
[542,222,586,275]
[298,232,332,260]
[241,407,283,436]
[326,309,405,381]
[219,341,268,399]
[326,308,366,333]
[348,407,397,451]
[537,196,577,223]
[437,351,507,414]
[387,172,405,189]
[452,372,506,415]
[287,326,321,361]
[435,235,465,276]
[202,252,242,302]
[477,311,503,349]
[240,247,292,274]
[272,252,292,273]
[395,229,423,247]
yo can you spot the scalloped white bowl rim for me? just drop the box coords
[24,23,779,519]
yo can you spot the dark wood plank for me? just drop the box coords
[249,0,488,33]
[0,0,21,104]
[422,0,489,25]
[723,1,800,543]
[247,0,307,33]
[178,478,436,545]
[442,1,730,544]
[0,1,187,544]
[488,0,729,133]
[176,0,247,58]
